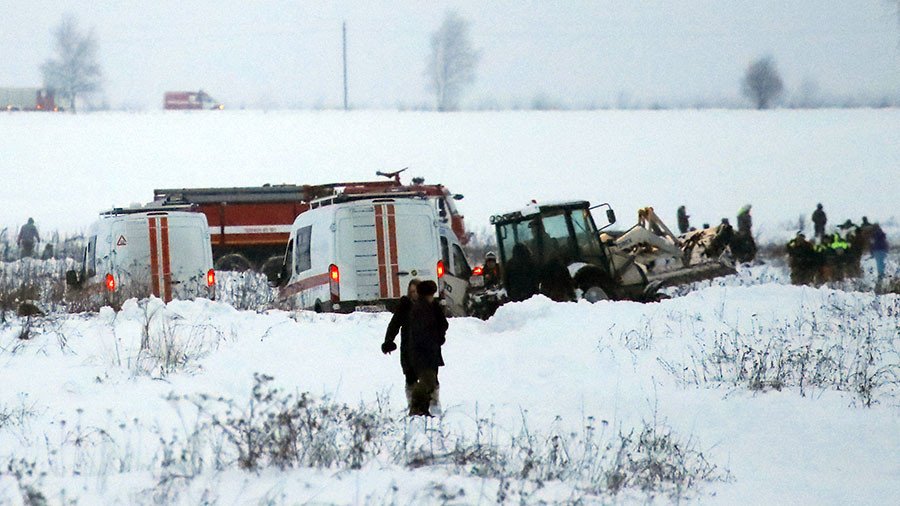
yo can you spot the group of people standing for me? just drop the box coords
[788,204,890,284]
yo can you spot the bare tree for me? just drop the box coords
[426,12,479,111]
[41,15,102,113]
[742,56,784,110]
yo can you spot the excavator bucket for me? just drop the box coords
[611,207,737,288]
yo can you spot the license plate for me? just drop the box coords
[469,276,484,287]
[356,304,386,313]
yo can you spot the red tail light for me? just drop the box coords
[206,269,216,287]
[329,264,340,283]
[437,260,445,278]
[472,265,484,276]
[329,264,340,302]
[105,273,116,292]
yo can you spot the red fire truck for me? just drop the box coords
[152,170,468,276]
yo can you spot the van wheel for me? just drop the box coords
[314,300,324,313]
[216,253,253,272]
[260,256,285,283]
[583,286,609,303]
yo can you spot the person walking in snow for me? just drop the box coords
[812,204,827,242]
[870,224,889,281]
[406,280,448,416]
[382,279,448,416]
[17,218,40,259]
[383,279,422,410]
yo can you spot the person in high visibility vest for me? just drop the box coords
[830,233,850,251]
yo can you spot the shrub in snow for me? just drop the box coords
[657,295,900,407]
[158,374,727,502]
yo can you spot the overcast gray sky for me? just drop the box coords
[2,1,898,109]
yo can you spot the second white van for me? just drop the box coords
[275,197,471,314]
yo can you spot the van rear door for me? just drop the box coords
[129,214,210,302]
[338,200,437,303]
[166,217,213,299]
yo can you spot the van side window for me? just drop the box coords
[86,236,97,277]
[284,239,295,276]
[440,237,450,269]
[295,226,312,274]
[452,244,471,278]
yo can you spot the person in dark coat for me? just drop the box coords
[406,280,448,416]
[812,204,827,242]
[482,251,501,288]
[676,206,690,235]
[736,205,753,235]
[504,243,539,302]
[382,279,421,408]
[17,218,40,259]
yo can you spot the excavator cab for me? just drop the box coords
[494,203,609,271]
[484,201,650,305]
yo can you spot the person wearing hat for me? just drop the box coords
[408,280,448,416]
[382,279,448,416]
[482,251,501,288]
[812,204,827,242]
[17,218,40,259]
[382,279,422,409]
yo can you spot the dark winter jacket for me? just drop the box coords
[17,223,39,244]
[737,210,752,235]
[385,296,414,377]
[676,207,689,235]
[811,209,827,233]
[408,300,448,371]
[871,228,888,252]
[504,244,539,302]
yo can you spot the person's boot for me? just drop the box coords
[405,384,416,415]
[429,385,441,416]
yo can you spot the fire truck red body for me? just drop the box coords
[1,88,58,111]
[153,172,468,275]
[163,90,223,110]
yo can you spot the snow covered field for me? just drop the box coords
[1,109,898,243]
[1,259,898,504]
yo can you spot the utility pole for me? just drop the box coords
[342,21,348,110]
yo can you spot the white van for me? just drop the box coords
[275,197,471,315]
[67,209,216,304]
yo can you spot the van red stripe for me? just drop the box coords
[148,218,161,297]
[160,217,172,302]
[387,205,401,297]
[374,205,389,298]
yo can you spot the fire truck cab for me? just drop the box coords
[275,196,472,315]
[66,209,216,305]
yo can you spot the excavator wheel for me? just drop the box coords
[259,256,286,284]
[583,286,609,302]
[573,265,615,303]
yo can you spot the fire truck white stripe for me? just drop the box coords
[209,225,293,235]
